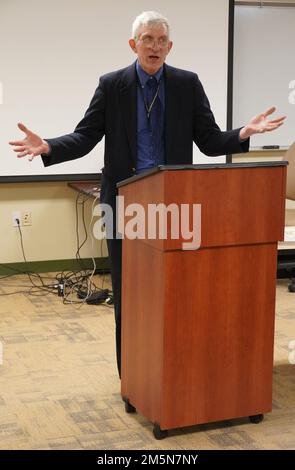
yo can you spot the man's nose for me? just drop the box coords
[151,41,161,50]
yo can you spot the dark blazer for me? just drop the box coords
[42,62,249,183]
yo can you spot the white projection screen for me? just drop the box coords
[0,0,232,181]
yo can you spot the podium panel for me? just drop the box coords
[118,163,287,437]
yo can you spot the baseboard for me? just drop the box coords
[0,257,110,276]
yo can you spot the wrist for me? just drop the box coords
[41,140,51,155]
[239,126,249,141]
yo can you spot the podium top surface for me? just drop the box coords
[117,162,288,188]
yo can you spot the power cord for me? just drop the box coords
[15,218,59,295]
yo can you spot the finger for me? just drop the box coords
[259,121,284,130]
[13,146,27,152]
[269,121,284,128]
[17,122,31,135]
[262,106,276,118]
[9,140,26,146]
[265,122,284,132]
[268,116,287,124]
[28,154,36,162]
[263,125,278,131]
[17,151,30,158]
[262,124,283,133]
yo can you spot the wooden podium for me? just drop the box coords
[117,162,287,439]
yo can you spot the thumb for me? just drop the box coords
[17,122,31,135]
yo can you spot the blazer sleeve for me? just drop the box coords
[193,75,249,156]
[41,78,106,167]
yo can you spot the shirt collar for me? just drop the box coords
[136,60,163,87]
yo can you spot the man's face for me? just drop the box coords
[129,23,173,75]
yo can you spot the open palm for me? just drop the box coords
[247,107,286,135]
[9,123,49,161]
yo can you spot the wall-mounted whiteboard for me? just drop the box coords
[233,4,295,149]
[0,0,231,180]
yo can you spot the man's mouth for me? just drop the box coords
[149,55,160,59]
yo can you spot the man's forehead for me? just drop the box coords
[138,24,168,37]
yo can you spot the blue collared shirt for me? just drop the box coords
[136,61,165,173]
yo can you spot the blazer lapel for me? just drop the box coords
[119,63,137,168]
[164,64,181,163]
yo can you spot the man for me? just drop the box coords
[9,11,285,377]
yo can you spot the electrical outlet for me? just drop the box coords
[12,211,21,227]
[22,211,32,226]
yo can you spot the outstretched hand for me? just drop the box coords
[239,107,286,141]
[9,123,50,161]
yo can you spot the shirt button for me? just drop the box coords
[132,167,136,172]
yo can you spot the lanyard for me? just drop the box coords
[138,77,162,121]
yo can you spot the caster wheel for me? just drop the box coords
[153,423,168,440]
[249,414,264,424]
[288,283,295,293]
[124,400,136,414]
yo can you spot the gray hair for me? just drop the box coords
[132,11,171,40]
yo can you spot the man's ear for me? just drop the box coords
[167,41,173,54]
[129,38,137,53]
